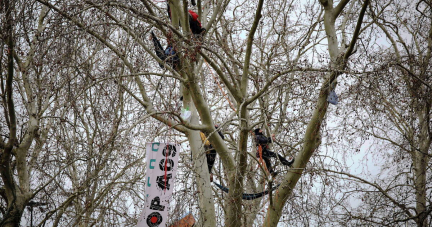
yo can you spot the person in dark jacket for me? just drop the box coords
[201,125,224,182]
[254,128,294,176]
[150,31,179,69]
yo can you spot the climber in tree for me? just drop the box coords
[150,31,179,69]
[187,9,206,35]
[167,4,206,35]
[254,128,294,176]
[200,125,224,182]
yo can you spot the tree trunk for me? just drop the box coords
[182,66,217,226]
[263,83,329,227]
[0,0,28,226]
[414,109,431,227]
[1,201,25,227]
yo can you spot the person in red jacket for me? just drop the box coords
[167,4,206,35]
[187,10,206,35]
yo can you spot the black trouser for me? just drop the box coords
[206,146,217,173]
[256,149,290,173]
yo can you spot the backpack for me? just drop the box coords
[200,132,211,146]
[188,10,200,23]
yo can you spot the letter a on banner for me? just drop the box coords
[137,143,180,227]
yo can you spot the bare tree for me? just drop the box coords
[7,0,418,226]
[321,1,432,226]
[1,2,149,226]
[0,2,72,225]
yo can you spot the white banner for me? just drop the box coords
[137,143,180,227]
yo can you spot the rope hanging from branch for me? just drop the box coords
[213,182,280,200]
[204,60,237,111]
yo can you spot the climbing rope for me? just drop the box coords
[258,145,267,174]
[204,60,236,111]
[213,182,280,200]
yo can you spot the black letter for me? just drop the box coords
[146,212,163,226]
[156,174,172,190]
[150,197,165,211]
[162,145,177,157]
[159,159,174,171]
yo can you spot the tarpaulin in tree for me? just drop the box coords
[327,90,338,105]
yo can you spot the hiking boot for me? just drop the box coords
[286,158,295,167]
[281,156,295,167]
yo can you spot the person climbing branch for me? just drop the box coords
[254,128,294,177]
[167,4,206,35]
[200,125,224,182]
[187,9,206,35]
[150,31,179,69]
